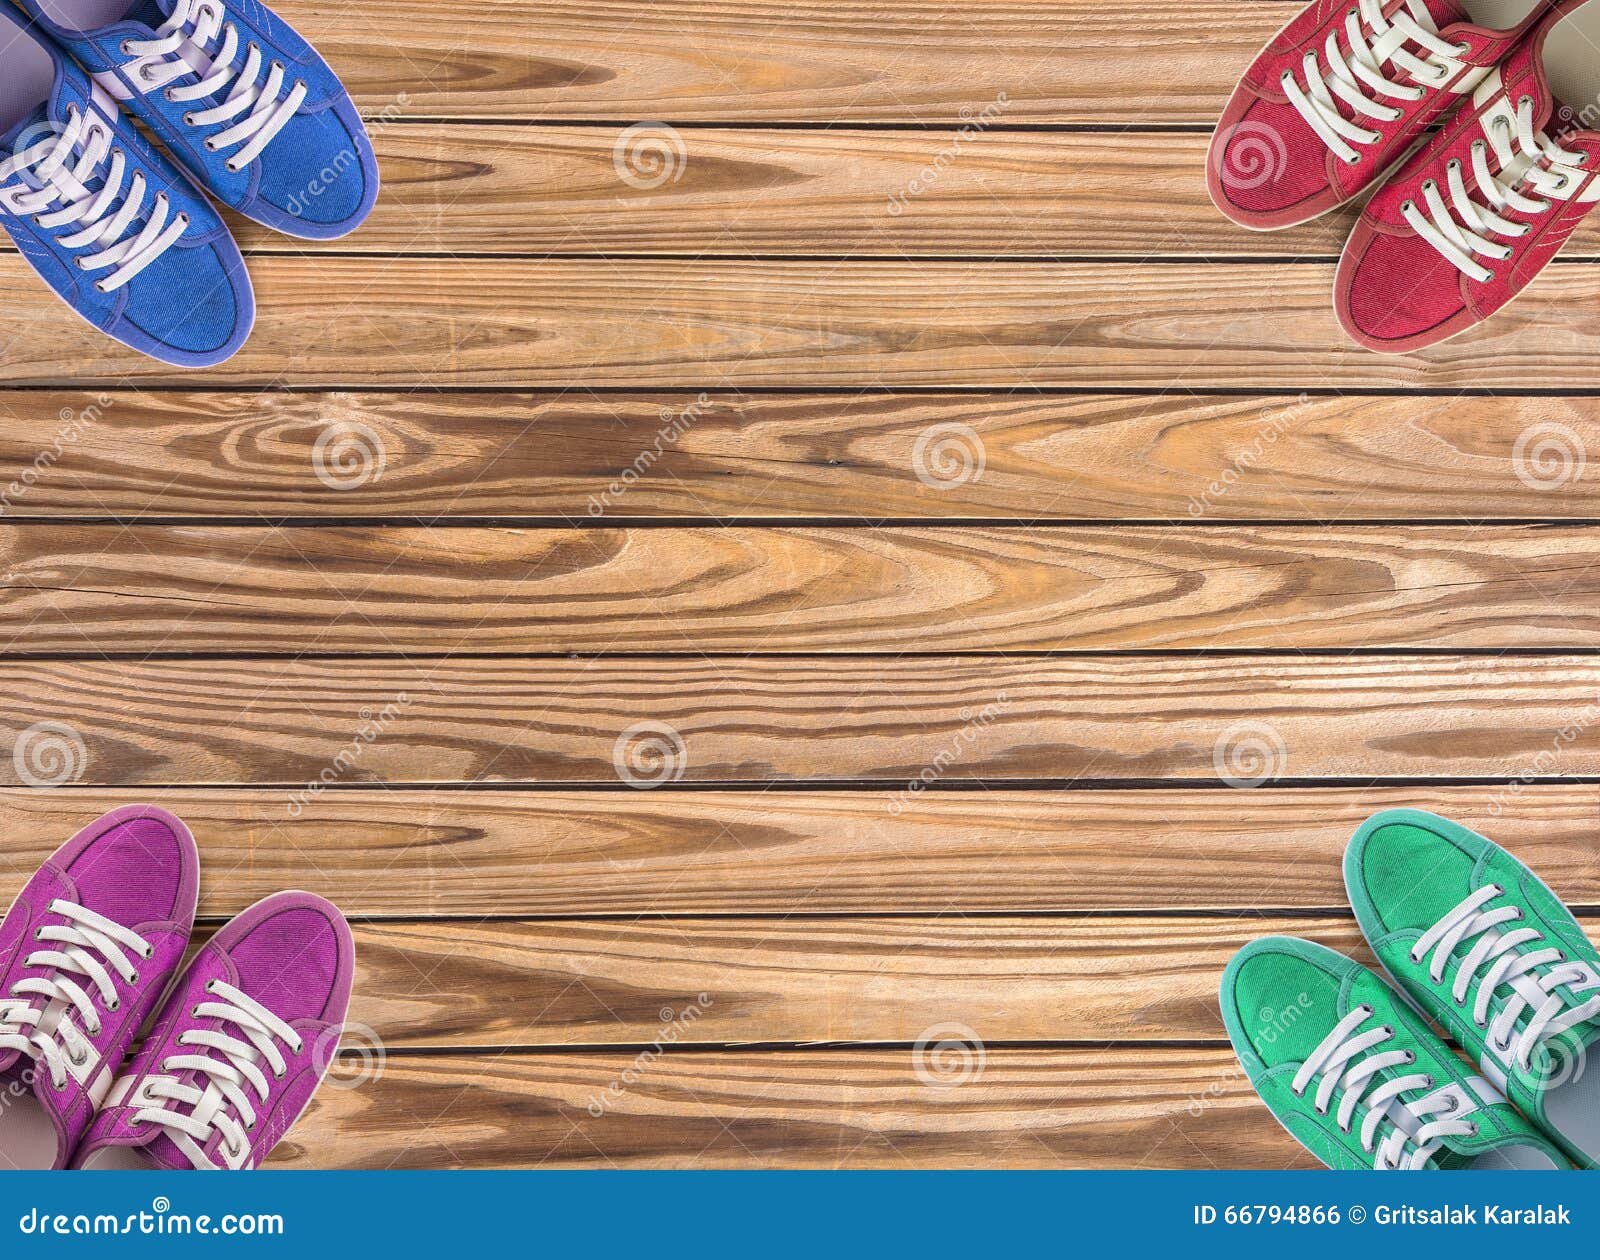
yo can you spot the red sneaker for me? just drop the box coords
[1209,0,1556,230]
[1336,0,1600,350]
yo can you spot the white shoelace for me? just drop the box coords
[0,105,188,291]
[0,900,152,1090]
[121,0,308,173]
[1411,884,1600,1072]
[126,980,301,1168]
[1402,94,1589,281]
[1283,0,1467,165]
[1292,1005,1478,1169]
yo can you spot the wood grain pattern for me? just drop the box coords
[3,655,1597,786]
[2,391,1596,521]
[300,0,1287,124]
[83,129,1572,259]
[2,785,1593,917]
[271,1046,1311,1169]
[1,523,1596,654]
[333,914,1598,1048]
[11,258,1600,387]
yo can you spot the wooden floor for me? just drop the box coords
[1,0,1598,1168]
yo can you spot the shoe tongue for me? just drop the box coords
[1419,0,1470,30]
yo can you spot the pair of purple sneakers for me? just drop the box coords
[0,805,353,1169]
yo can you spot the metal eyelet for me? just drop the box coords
[119,39,134,54]
[141,945,154,961]
[1401,200,1415,214]
[183,111,197,126]
[1402,1050,1416,1064]
[93,280,111,293]
[1422,178,1437,192]
[191,1005,202,1017]
[205,980,217,993]
[1453,41,1469,54]
[163,88,177,103]
[203,137,219,152]
[106,997,119,1012]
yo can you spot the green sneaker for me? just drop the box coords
[1346,808,1600,1168]
[1221,936,1569,1169]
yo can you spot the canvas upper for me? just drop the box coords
[1221,935,1569,1169]
[0,806,199,1169]
[1209,0,1557,230]
[1346,808,1600,1168]
[1336,0,1600,350]
[74,890,354,1171]
[10,0,378,239]
[0,11,252,366]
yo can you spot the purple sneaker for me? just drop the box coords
[74,891,354,1170]
[0,805,198,1169]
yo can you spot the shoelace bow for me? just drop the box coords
[128,979,302,1168]
[121,0,308,173]
[1403,93,1591,281]
[1283,0,1468,164]
[0,105,188,291]
[1411,883,1600,1073]
[0,900,152,1090]
[1291,1005,1477,1169]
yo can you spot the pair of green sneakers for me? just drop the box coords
[1222,809,1600,1171]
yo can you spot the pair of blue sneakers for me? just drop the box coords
[0,0,377,367]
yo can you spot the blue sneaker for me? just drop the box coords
[9,0,379,239]
[0,9,253,366]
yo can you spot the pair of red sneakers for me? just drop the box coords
[1209,0,1600,352]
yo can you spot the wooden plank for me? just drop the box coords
[339,915,1596,1048]
[1,391,1597,521]
[273,1046,1309,1169]
[8,258,1600,388]
[2,785,1592,916]
[2,655,1596,786]
[147,128,1600,260]
[0,523,1597,654]
[306,0,1287,124]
